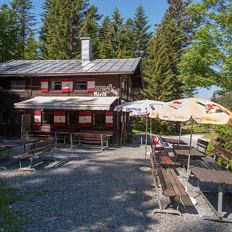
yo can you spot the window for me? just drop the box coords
[68,111,77,125]
[51,81,62,90]
[74,81,87,90]
[0,111,8,124]
[10,80,25,90]
[0,81,8,90]
[42,112,53,124]
[93,112,105,127]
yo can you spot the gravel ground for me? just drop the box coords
[0,140,232,232]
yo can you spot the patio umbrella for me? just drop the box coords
[115,100,165,158]
[157,97,232,190]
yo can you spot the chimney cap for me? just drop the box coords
[80,37,91,40]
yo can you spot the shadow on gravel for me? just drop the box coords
[1,147,158,232]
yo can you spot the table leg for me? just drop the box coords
[202,183,232,223]
[217,184,224,218]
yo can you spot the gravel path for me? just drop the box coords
[0,143,232,232]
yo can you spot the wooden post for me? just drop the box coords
[178,122,183,146]
[70,133,73,149]
[185,119,194,192]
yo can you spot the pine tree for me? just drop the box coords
[80,5,102,58]
[143,0,193,101]
[98,16,114,58]
[111,8,123,58]
[39,0,50,58]
[0,4,18,62]
[24,31,39,59]
[117,19,136,58]
[11,0,36,59]
[43,0,101,59]
[133,4,152,57]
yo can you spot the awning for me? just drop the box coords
[14,96,118,111]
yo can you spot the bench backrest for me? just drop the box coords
[27,139,54,153]
[214,145,232,160]
[72,133,108,140]
[196,139,209,153]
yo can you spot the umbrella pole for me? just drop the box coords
[186,119,194,192]
[178,122,183,146]
[150,117,152,140]
[145,114,148,161]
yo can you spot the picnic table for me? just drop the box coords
[55,131,71,146]
[70,132,112,151]
[173,145,205,159]
[161,137,187,145]
[191,167,232,223]
[0,139,38,159]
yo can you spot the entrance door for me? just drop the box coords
[21,113,31,138]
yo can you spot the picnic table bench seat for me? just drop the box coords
[27,131,55,139]
[70,132,111,151]
[155,150,182,168]
[150,151,191,216]
[191,156,224,171]
[12,139,55,171]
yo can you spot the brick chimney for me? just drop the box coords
[80,37,93,61]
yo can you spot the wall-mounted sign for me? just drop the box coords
[93,84,119,97]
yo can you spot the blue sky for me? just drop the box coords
[0,0,216,99]
[0,0,168,29]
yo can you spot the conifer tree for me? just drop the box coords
[143,0,193,101]
[44,0,85,59]
[24,31,39,59]
[43,0,101,59]
[39,0,50,58]
[0,4,18,62]
[117,19,136,58]
[11,0,35,59]
[80,5,102,58]
[133,4,152,57]
[98,16,114,58]
[111,8,123,58]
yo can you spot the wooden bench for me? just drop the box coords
[70,133,110,151]
[196,139,209,154]
[191,145,232,171]
[213,145,232,169]
[150,151,191,216]
[12,139,55,171]
[27,131,55,139]
[155,150,182,168]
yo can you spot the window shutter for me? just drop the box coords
[87,80,95,92]
[79,111,92,127]
[34,111,41,127]
[41,80,48,93]
[105,111,113,127]
[62,80,73,92]
[54,111,66,127]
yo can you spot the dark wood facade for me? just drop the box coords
[0,70,142,142]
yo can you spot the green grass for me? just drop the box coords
[35,189,50,197]
[0,178,25,232]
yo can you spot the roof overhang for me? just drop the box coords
[14,96,118,111]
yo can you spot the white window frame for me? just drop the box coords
[10,80,25,91]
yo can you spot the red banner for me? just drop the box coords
[62,80,73,92]
[105,111,113,127]
[34,111,41,127]
[79,111,92,127]
[54,111,66,127]
[41,80,48,93]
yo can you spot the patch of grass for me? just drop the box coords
[35,189,50,197]
[0,178,25,232]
